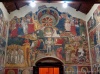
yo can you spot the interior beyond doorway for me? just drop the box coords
[39,67,59,74]
[33,57,64,74]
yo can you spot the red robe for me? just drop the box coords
[55,38,64,45]
[10,28,18,37]
[36,40,41,48]
[56,47,63,60]
[71,25,76,35]
[27,18,35,34]
[28,23,35,34]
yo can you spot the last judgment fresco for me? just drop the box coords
[6,5,90,67]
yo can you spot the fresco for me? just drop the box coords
[94,44,100,63]
[5,44,26,67]
[96,24,100,44]
[78,66,91,74]
[0,70,3,74]
[87,17,96,32]
[5,68,18,74]
[0,67,4,74]
[90,47,96,64]
[87,5,100,73]
[97,64,100,74]
[91,64,100,74]
[6,5,89,67]
[89,28,97,48]
[0,8,8,67]
[92,64,97,74]
[93,5,100,25]
[65,66,77,74]
[18,67,33,74]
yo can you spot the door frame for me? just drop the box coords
[33,57,64,74]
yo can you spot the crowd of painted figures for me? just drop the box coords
[2,4,100,74]
[6,6,90,67]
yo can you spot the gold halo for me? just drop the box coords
[66,66,74,72]
[7,70,15,74]
[22,69,30,74]
[81,67,88,72]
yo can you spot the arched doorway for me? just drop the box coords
[33,57,64,74]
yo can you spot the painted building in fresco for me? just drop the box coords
[3,3,100,74]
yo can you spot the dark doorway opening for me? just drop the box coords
[33,57,64,74]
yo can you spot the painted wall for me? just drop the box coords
[0,2,9,74]
[0,2,96,74]
[4,3,91,74]
[87,4,100,73]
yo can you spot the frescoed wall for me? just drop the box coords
[0,67,4,74]
[65,66,77,74]
[78,66,91,74]
[92,64,97,74]
[1,2,100,74]
[90,47,96,64]
[0,8,8,68]
[64,65,91,74]
[5,5,90,68]
[18,67,33,74]
[87,5,100,73]
[5,68,18,74]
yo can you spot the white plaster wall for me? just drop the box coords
[0,2,9,21]
[10,3,86,20]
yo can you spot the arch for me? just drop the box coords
[34,56,64,66]
[33,56,64,74]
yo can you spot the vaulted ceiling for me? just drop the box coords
[1,0,98,14]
